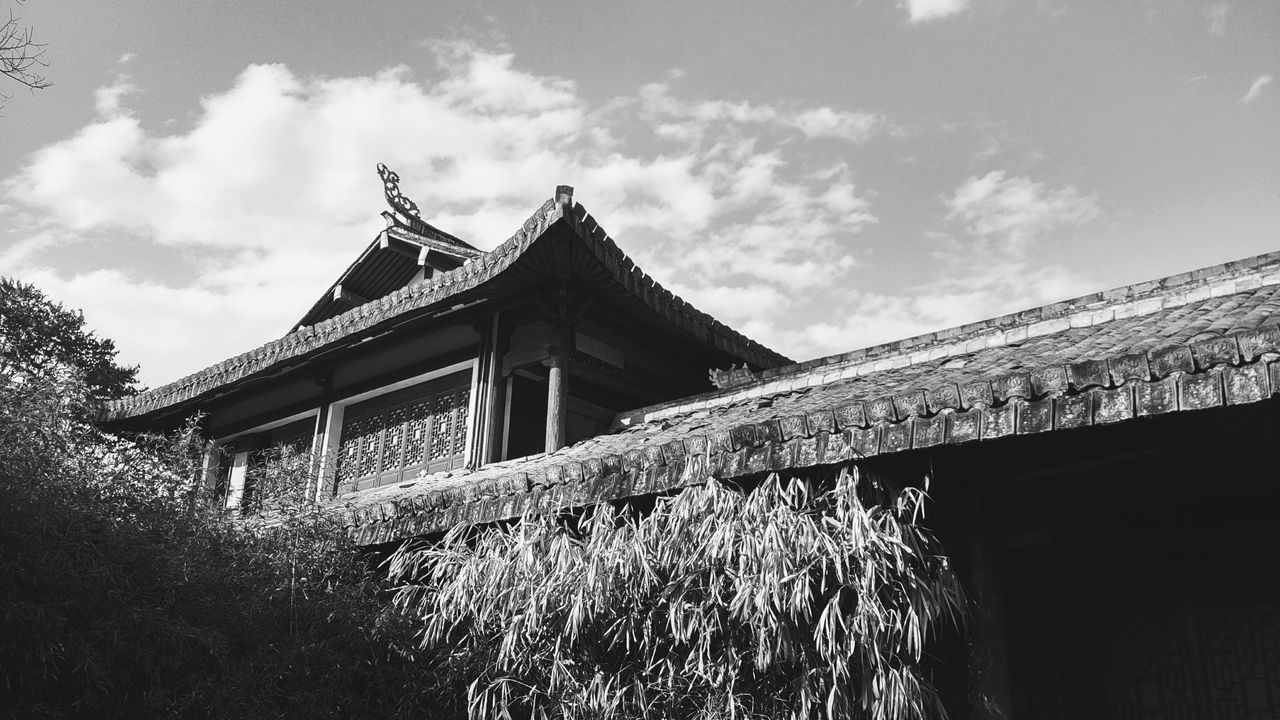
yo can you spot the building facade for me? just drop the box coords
[104,171,1280,719]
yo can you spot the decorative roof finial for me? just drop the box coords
[377,163,422,221]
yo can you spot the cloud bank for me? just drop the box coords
[2,43,891,382]
[2,41,1100,385]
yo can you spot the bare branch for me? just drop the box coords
[1,4,51,105]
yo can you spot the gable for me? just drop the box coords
[293,164,485,330]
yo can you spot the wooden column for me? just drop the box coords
[308,374,333,502]
[198,441,223,510]
[480,313,508,465]
[544,344,567,453]
[966,489,1012,720]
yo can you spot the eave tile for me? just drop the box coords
[1054,393,1092,429]
[1190,336,1241,370]
[1224,363,1270,405]
[1093,386,1134,424]
[947,411,981,444]
[1019,398,1054,434]
[981,402,1017,439]
[1179,371,1224,410]
[1149,345,1195,378]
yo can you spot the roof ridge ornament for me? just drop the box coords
[377,162,427,228]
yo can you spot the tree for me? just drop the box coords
[0,371,442,719]
[0,277,138,400]
[1,0,49,108]
[390,470,966,720]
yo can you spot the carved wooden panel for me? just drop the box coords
[336,371,471,492]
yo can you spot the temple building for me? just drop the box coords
[103,167,1280,719]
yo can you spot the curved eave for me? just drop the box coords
[102,196,790,424]
[339,306,1280,546]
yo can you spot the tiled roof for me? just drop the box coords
[338,251,1280,546]
[102,195,790,422]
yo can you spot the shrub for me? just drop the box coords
[389,470,965,720]
[0,374,435,719]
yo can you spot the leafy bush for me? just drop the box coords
[389,470,965,720]
[0,374,437,719]
[1,276,965,719]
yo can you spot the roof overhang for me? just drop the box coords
[102,192,791,426]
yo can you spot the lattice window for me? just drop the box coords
[380,407,406,473]
[429,391,454,460]
[403,401,429,466]
[337,416,363,484]
[335,371,470,493]
[356,414,383,479]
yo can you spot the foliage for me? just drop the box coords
[0,373,437,719]
[240,441,320,515]
[389,470,966,720]
[0,277,138,400]
[0,278,966,719]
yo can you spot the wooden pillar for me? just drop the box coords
[308,405,329,501]
[480,313,508,465]
[966,492,1012,720]
[466,314,495,469]
[200,441,222,494]
[544,344,567,453]
[309,374,333,502]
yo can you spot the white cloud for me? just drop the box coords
[901,0,971,23]
[884,170,1103,340]
[92,73,139,118]
[2,42,885,383]
[946,170,1099,246]
[633,81,882,146]
[659,169,1101,364]
[787,107,881,142]
[1240,74,1273,104]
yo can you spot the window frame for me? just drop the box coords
[317,359,478,498]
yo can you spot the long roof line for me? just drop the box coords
[331,249,1280,545]
[617,250,1280,426]
[103,194,791,422]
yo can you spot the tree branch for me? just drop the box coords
[1,4,51,104]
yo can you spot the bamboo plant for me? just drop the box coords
[388,466,965,720]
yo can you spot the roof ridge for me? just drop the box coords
[102,190,793,421]
[340,318,1280,544]
[616,249,1280,425]
[103,197,564,420]
[561,201,793,369]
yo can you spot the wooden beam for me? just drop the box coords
[332,284,370,306]
[418,247,464,272]
[379,233,424,262]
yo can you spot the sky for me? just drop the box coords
[1,0,1277,388]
